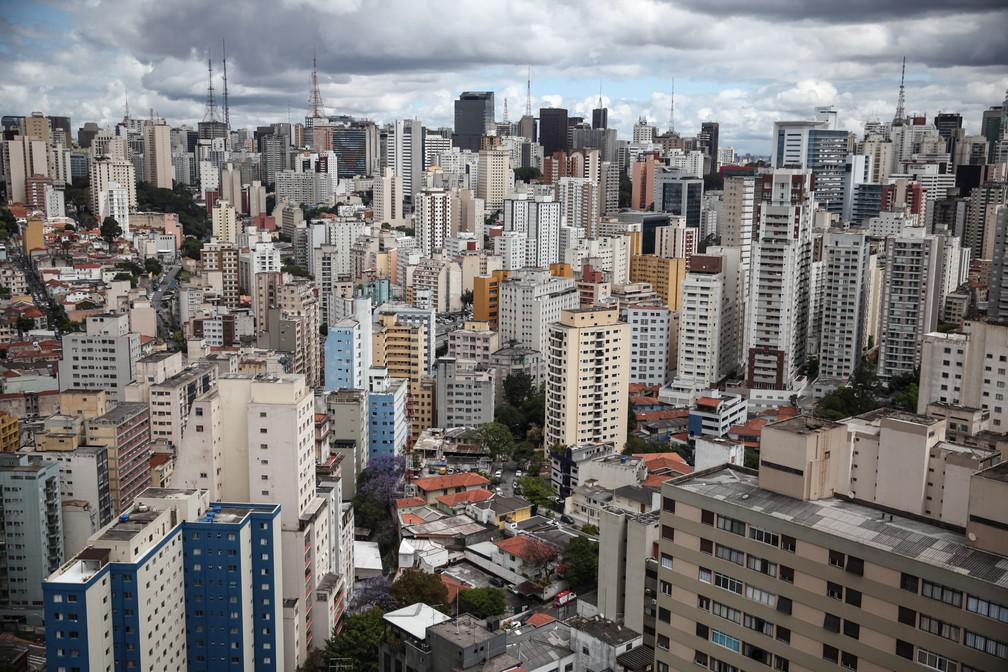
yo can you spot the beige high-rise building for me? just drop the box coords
[2,136,49,204]
[211,199,238,243]
[219,162,242,209]
[655,415,1008,672]
[373,167,405,226]
[142,119,173,189]
[476,147,513,211]
[89,156,136,214]
[248,180,267,217]
[544,307,630,452]
[372,310,428,442]
[201,240,240,308]
[264,280,321,389]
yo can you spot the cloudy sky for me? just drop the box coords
[2,0,1007,154]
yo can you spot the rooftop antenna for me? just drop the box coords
[222,38,231,147]
[669,77,676,134]
[203,57,219,122]
[525,65,532,117]
[503,98,509,124]
[123,88,130,123]
[598,79,603,109]
[308,50,325,119]
[894,56,906,124]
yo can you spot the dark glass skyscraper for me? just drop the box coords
[592,107,608,130]
[699,121,720,175]
[453,91,494,152]
[539,107,569,156]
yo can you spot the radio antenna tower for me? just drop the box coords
[123,88,130,123]
[503,98,509,124]
[308,51,325,119]
[222,39,231,144]
[669,78,676,134]
[203,57,219,122]
[893,56,907,124]
[525,65,532,117]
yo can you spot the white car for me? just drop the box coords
[494,470,502,479]
[515,469,523,478]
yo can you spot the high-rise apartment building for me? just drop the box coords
[58,314,140,402]
[86,402,152,514]
[498,269,579,375]
[89,155,137,214]
[818,231,871,380]
[964,181,1008,260]
[476,147,513,211]
[628,255,687,311]
[502,195,561,268]
[745,171,815,398]
[416,188,453,256]
[878,229,944,380]
[201,240,241,308]
[623,304,673,386]
[142,119,173,189]
[393,118,424,202]
[1,135,48,203]
[558,176,600,234]
[453,92,494,152]
[699,121,720,176]
[772,118,849,214]
[211,198,238,243]
[990,206,1008,321]
[434,357,495,429]
[544,307,630,452]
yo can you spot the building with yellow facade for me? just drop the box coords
[629,254,687,310]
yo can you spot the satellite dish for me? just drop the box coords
[968,532,977,542]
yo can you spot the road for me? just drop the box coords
[8,240,62,336]
[151,263,181,338]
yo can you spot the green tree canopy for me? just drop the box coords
[503,371,533,408]
[458,587,506,619]
[144,258,163,276]
[562,535,599,589]
[390,571,449,612]
[323,607,386,672]
[517,475,554,510]
[181,236,203,260]
[477,421,514,462]
[100,216,122,244]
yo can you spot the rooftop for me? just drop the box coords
[976,461,1008,484]
[506,621,571,670]
[414,472,490,492]
[567,615,641,646]
[673,466,1008,588]
[767,415,843,434]
[383,602,451,641]
[429,613,495,647]
[853,407,940,426]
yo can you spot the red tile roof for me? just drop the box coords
[526,613,556,627]
[414,472,489,492]
[400,513,425,525]
[636,409,689,422]
[436,488,494,507]
[395,497,426,509]
[495,535,558,562]
[695,397,722,407]
[441,575,470,603]
[150,454,172,467]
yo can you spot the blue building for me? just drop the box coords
[367,372,409,460]
[43,489,283,671]
[324,320,362,391]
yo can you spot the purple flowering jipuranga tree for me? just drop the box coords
[352,454,407,572]
[349,576,398,614]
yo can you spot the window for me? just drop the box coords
[776,597,792,615]
[655,634,669,650]
[662,497,675,513]
[840,652,858,671]
[661,525,674,541]
[695,622,709,638]
[780,535,796,552]
[716,515,746,536]
[658,607,670,623]
[919,615,959,641]
[701,509,715,525]
[845,588,862,608]
[827,582,843,600]
[711,630,741,653]
[922,580,962,607]
[699,568,712,584]
[693,652,707,667]
[824,613,841,633]
[715,544,744,565]
[775,626,790,644]
[828,550,845,567]
[661,554,674,569]
[746,585,775,606]
[708,658,739,672]
[660,580,672,596]
[714,572,742,595]
[845,556,864,576]
[916,647,959,671]
[779,565,794,583]
[749,526,779,547]
[711,601,741,624]
[895,639,914,660]
[900,572,919,593]
[747,555,777,577]
[823,644,839,664]
[966,595,1008,623]
[743,613,773,637]
[965,630,1008,659]
[774,656,790,672]
[700,538,713,554]
[898,606,916,625]
[843,620,860,639]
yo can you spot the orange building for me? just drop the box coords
[630,155,659,210]
[473,270,510,325]
[549,263,573,278]
[23,218,44,254]
[629,255,687,310]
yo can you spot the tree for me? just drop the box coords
[514,166,542,181]
[814,358,880,421]
[15,316,34,337]
[0,286,10,300]
[100,216,122,244]
[581,524,599,536]
[181,236,203,260]
[458,587,506,618]
[390,571,449,611]
[461,289,474,306]
[282,262,312,278]
[562,535,599,589]
[518,475,553,510]
[503,371,534,408]
[477,421,514,462]
[144,258,163,276]
[323,607,386,672]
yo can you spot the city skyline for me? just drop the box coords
[1,1,1006,153]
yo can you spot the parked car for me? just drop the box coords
[515,469,523,478]
[494,469,502,478]
[560,515,575,525]
[489,576,506,587]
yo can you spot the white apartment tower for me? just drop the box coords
[819,231,871,379]
[58,313,140,402]
[89,156,137,214]
[211,198,238,244]
[416,188,453,256]
[544,307,630,452]
[502,195,561,268]
[497,269,580,376]
[558,176,600,235]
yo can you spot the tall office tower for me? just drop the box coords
[543,307,629,452]
[141,118,172,188]
[201,240,241,308]
[0,454,61,625]
[416,188,453,256]
[592,105,608,130]
[698,121,720,176]
[538,108,569,156]
[990,206,1008,321]
[498,269,579,376]
[655,167,704,228]
[633,116,656,144]
[745,171,815,397]
[88,155,137,214]
[247,179,267,216]
[964,182,1008,259]
[373,167,406,226]
[600,160,619,217]
[933,111,963,154]
[392,118,423,202]
[981,100,1004,160]
[655,417,1008,672]
[423,131,452,170]
[453,91,494,152]
[211,198,238,243]
[818,231,870,379]
[86,402,152,513]
[476,147,513,211]
[434,357,495,428]
[503,195,561,267]
[858,134,894,184]
[772,118,849,214]
[44,490,284,672]
[1,135,48,203]
[59,314,140,401]
[655,217,698,262]
[878,229,944,380]
[630,155,658,210]
[558,176,600,234]
[328,117,379,177]
[624,304,673,386]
